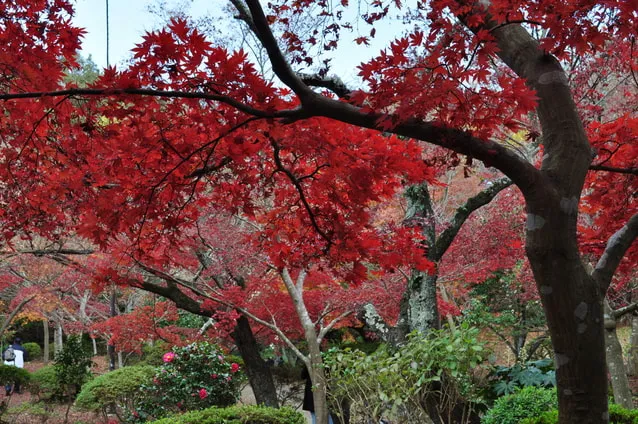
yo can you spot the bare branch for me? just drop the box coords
[433,177,513,259]
[0,248,95,256]
[589,165,638,176]
[0,88,300,120]
[318,310,354,344]
[593,213,638,291]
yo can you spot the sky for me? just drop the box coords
[71,0,402,84]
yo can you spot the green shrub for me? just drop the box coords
[148,405,305,424]
[27,365,60,401]
[136,342,246,421]
[325,324,488,423]
[521,404,638,424]
[482,386,556,424]
[22,343,42,362]
[75,365,155,419]
[0,364,30,387]
[54,335,93,398]
[5,401,53,422]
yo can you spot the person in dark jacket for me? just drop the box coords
[3,337,27,395]
[302,366,334,424]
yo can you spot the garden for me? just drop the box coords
[0,0,636,423]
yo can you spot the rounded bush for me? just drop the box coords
[75,365,155,415]
[482,386,556,424]
[0,364,30,386]
[136,342,246,421]
[23,342,42,361]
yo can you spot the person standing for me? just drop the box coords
[3,337,27,395]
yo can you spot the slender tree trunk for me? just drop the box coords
[108,288,117,371]
[627,314,638,376]
[281,269,329,424]
[603,301,633,409]
[54,321,63,354]
[231,315,279,407]
[43,319,50,363]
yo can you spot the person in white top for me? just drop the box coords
[3,337,27,395]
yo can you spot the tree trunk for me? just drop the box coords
[604,301,633,409]
[404,183,440,335]
[627,314,638,376]
[108,288,117,371]
[231,315,279,407]
[54,321,63,355]
[43,319,50,363]
[526,196,608,423]
[92,338,97,356]
[281,269,329,424]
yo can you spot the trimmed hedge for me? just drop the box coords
[0,364,30,386]
[482,386,556,424]
[149,405,306,424]
[75,365,155,413]
[521,404,638,424]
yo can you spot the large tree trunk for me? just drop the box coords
[603,301,633,409]
[231,315,279,408]
[404,183,440,335]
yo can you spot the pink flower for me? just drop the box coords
[153,377,160,384]
[163,352,175,363]
[199,388,208,399]
[231,363,240,373]
[218,355,224,362]
[211,373,218,379]
[226,376,232,382]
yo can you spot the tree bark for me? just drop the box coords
[627,314,638,376]
[604,300,634,409]
[43,319,50,363]
[54,320,63,355]
[281,269,330,424]
[231,315,279,407]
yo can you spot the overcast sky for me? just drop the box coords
[72,0,402,83]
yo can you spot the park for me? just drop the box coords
[0,0,636,423]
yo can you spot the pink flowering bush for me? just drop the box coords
[134,342,245,421]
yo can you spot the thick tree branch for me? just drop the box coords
[593,213,638,291]
[235,2,540,192]
[612,302,638,320]
[243,0,314,100]
[433,177,513,259]
[297,73,353,99]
